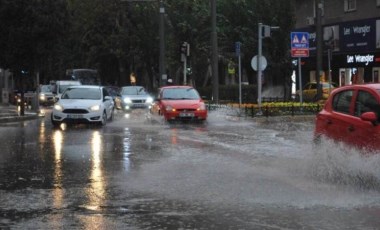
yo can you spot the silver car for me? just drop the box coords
[39,84,55,105]
[120,86,153,111]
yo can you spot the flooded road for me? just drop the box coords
[1,108,380,229]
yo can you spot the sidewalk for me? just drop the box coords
[0,104,42,123]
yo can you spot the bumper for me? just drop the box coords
[164,110,207,121]
[51,111,103,124]
[121,102,152,110]
[39,96,55,105]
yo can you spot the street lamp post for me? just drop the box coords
[211,0,219,103]
[257,23,279,115]
[159,0,166,86]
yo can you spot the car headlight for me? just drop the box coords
[54,104,63,111]
[39,94,46,100]
[123,97,132,103]
[165,105,175,112]
[90,105,101,111]
[197,103,206,111]
[146,97,153,104]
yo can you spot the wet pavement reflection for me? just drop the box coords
[1,108,380,229]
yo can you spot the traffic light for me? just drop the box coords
[180,42,190,56]
[186,66,192,75]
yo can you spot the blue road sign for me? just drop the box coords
[291,32,309,49]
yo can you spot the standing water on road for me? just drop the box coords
[1,108,380,229]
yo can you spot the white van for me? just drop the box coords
[52,80,82,100]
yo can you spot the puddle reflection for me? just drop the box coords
[123,128,131,171]
[52,130,64,225]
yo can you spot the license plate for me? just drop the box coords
[67,114,83,119]
[179,112,194,117]
[133,104,145,107]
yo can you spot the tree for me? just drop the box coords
[0,0,69,80]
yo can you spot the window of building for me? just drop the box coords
[344,0,356,12]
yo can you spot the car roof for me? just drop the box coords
[67,85,102,89]
[160,85,193,89]
[335,83,380,90]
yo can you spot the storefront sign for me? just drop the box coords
[346,54,375,65]
[340,19,376,52]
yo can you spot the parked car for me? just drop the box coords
[150,85,207,122]
[105,86,122,110]
[51,85,114,127]
[39,84,55,106]
[314,83,380,151]
[295,81,337,102]
[120,86,153,111]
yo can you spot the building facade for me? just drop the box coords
[293,0,380,87]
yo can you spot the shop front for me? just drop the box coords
[293,16,380,89]
[335,52,380,86]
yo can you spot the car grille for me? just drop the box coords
[132,99,146,103]
[177,109,196,112]
[63,109,88,114]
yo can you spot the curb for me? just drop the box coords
[0,114,44,123]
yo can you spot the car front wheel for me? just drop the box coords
[99,111,107,126]
[51,114,60,128]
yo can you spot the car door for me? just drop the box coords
[321,89,355,144]
[102,88,114,117]
[302,83,311,101]
[351,89,380,150]
[304,83,317,101]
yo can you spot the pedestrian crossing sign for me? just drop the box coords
[291,32,309,49]
[291,32,309,57]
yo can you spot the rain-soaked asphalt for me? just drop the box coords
[1,107,380,229]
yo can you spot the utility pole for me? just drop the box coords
[315,0,323,100]
[159,0,166,86]
[211,0,219,103]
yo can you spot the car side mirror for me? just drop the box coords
[360,112,378,125]
[104,96,112,101]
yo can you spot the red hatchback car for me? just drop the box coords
[315,84,380,151]
[151,85,208,122]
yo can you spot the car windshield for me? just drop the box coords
[40,85,52,93]
[61,88,101,100]
[121,87,148,95]
[58,85,74,94]
[162,88,200,100]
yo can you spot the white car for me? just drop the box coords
[120,86,153,111]
[51,85,114,127]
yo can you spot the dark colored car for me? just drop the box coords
[314,84,380,151]
[150,85,207,122]
[105,86,122,110]
[39,84,55,106]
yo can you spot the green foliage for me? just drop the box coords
[0,0,296,89]
[0,0,68,75]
